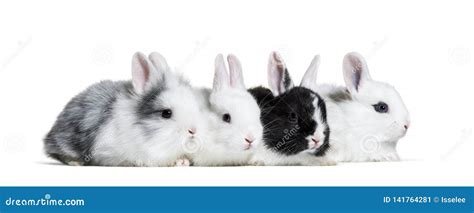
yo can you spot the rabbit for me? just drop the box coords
[248,52,334,166]
[44,52,210,167]
[189,54,264,166]
[305,52,411,162]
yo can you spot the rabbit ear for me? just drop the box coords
[300,55,321,91]
[343,52,372,93]
[132,52,161,94]
[213,54,230,91]
[227,54,246,90]
[148,52,170,74]
[268,51,294,96]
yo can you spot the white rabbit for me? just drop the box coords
[189,54,264,166]
[305,52,411,162]
[44,52,209,167]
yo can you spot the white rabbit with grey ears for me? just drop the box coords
[189,54,264,166]
[44,52,209,166]
[306,52,411,162]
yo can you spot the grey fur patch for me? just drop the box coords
[44,80,134,165]
[134,76,195,136]
[327,89,352,102]
[135,75,193,119]
[350,62,365,91]
[136,84,165,119]
[176,75,192,87]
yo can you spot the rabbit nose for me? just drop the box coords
[188,128,196,135]
[404,123,410,130]
[311,137,320,144]
[245,137,254,144]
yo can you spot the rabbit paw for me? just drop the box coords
[174,158,191,167]
[249,159,265,166]
[319,160,337,166]
[67,161,84,166]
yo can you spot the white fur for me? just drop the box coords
[268,52,294,96]
[309,96,327,149]
[300,55,327,151]
[91,52,210,166]
[315,52,410,162]
[191,54,263,166]
[250,145,336,166]
[300,55,321,91]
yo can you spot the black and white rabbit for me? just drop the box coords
[248,52,334,166]
[44,52,210,166]
[304,52,411,162]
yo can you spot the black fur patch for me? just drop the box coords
[247,86,274,107]
[249,86,317,155]
[314,94,330,156]
[316,93,327,123]
[283,68,293,90]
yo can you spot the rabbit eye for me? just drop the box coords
[161,109,173,119]
[222,113,231,123]
[373,102,389,113]
[288,112,298,122]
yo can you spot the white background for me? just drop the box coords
[0,0,473,186]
